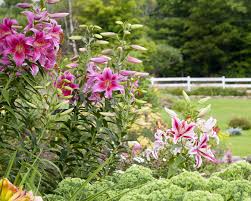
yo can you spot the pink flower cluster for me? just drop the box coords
[145,117,219,168]
[0,7,64,75]
[83,57,140,102]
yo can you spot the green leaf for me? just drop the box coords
[2,89,10,105]
[5,151,17,178]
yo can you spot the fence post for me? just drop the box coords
[187,76,191,91]
[150,77,154,86]
[222,76,225,89]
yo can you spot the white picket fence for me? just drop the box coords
[151,76,251,91]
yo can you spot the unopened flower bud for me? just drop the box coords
[198,104,211,117]
[131,24,144,29]
[96,40,109,45]
[94,34,103,39]
[115,21,123,25]
[101,49,113,55]
[100,32,116,37]
[131,45,147,51]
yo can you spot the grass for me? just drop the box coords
[158,96,251,156]
[207,98,251,156]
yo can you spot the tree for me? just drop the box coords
[150,0,251,77]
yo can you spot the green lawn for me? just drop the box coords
[208,98,251,156]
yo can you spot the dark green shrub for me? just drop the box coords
[190,87,246,96]
[228,117,251,130]
[159,87,247,96]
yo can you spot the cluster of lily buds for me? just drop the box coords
[0,178,42,201]
[145,115,219,168]
[0,0,67,75]
[54,71,79,98]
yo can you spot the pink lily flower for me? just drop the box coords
[31,64,39,76]
[83,62,100,93]
[45,19,63,48]
[55,71,79,96]
[132,142,142,156]
[88,92,101,103]
[197,117,219,144]
[127,55,142,64]
[38,47,57,70]
[90,56,108,64]
[0,18,18,39]
[189,134,216,168]
[23,10,48,31]
[169,117,196,144]
[93,68,124,99]
[27,30,52,61]
[5,33,31,66]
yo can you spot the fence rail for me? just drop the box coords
[151,76,251,91]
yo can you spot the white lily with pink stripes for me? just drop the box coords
[145,116,218,168]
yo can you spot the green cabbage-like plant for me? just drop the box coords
[46,162,251,201]
[183,190,224,201]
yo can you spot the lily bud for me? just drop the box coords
[198,104,211,117]
[63,86,73,91]
[16,3,32,8]
[63,95,73,100]
[115,21,123,25]
[47,0,61,4]
[94,34,103,39]
[69,36,82,40]
[49,13,69,19]
[79,24,87,28]
[198,97,211,104]
[66,63,78,68]
[101,49,113,55]
[90,56,108,64]
[135,72,149,77]
[63,79,71,83]
[127,56,142,64]
[131,24,144,29]
[79,48,87,52]
[56,88,63,94]
[164,107,177,118]
[124,30,131,35]
[131,45,147,51]
[117,46,123,52]
[96,40,109,45]
[100,32,116,37]
[93,25,102,30]
[182,90,190,102]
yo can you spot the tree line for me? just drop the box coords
[1,0,251,77]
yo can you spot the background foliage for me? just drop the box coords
[3,0,251,77]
